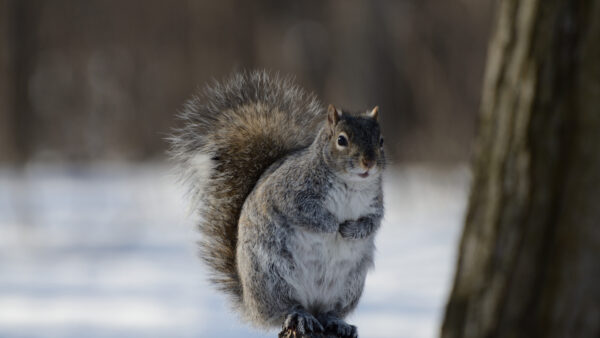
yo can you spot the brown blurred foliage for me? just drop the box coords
[0,0,493,163]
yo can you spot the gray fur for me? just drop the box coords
[169,71,323,305]
[170,71,385,336]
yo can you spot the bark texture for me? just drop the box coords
[442,1,600,337]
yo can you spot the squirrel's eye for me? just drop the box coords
[379,137,384,147]
[337,135,348,147]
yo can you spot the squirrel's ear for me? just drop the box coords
[327,104,342,127]
[367,106,379,121]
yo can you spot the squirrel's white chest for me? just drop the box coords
[282,180,378,312]
[286,230,374,312]
[324,180,378,222]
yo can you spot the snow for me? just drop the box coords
[0,163,470,338]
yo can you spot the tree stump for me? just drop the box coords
[278,328,342,338]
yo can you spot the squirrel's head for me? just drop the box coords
[322,104,386,181]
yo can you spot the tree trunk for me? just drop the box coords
[442,1,600,338]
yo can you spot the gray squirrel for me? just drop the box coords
[170,71,385,337]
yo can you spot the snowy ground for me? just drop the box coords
[0,163,470,338]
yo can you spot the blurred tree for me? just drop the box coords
[0,0,37,162]
[0,0,14,162]
[442,1,600,337]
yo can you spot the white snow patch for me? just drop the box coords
[0,163,470,338]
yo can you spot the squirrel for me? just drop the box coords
[170,71,385,338]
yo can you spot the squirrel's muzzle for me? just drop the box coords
[361,157,376,169]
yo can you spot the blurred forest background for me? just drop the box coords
[0,2,498,337]
[0,0,494,164]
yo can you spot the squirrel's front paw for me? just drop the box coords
[282,309,324,335]
[339,219,369,239]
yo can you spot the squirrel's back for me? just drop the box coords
[169,71,325,305]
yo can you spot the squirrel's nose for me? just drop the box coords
[361,158,375,169]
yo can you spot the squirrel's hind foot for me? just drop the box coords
[282,308,325,335]
[316,313,358,338]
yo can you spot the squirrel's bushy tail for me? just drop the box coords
[170,71,324,306]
